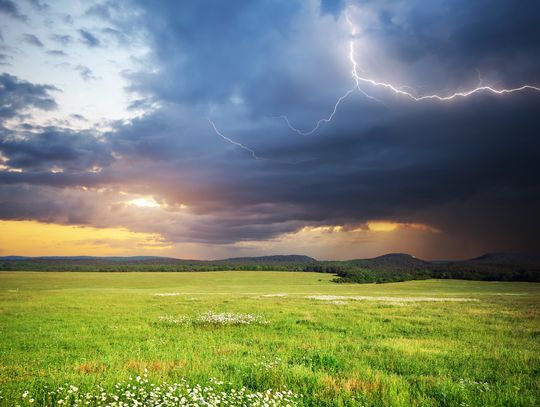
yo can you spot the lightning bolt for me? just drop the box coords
[208,117,317,164]
[276,86,356,136]
[209,5,540,155]
[208,118,260,160]
[281,5,540,136]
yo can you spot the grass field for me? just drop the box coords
[0,271,539,406]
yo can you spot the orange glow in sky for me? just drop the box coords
[0,220,171,256]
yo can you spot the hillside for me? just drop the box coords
[221,255,317,264]
[0,255,315,272]
[469,253,540,265]
[1,253,538,283]
[348,253,430,272]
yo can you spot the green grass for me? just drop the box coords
[0,271,539,406]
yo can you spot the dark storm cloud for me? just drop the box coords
[0,126,114,172]
[78,29,101,48]
[348,0,540,88]
[111,0,540,254]
[1,0,540,257]
[0,184,111,225]
[0,171,108,188]
[126,0,302,105]
[0,74,112,176]
[21,33,44,47]
[0,73,57,118]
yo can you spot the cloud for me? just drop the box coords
[46,49,67,57]
[22,33,44,47]
[74,64,99,81]
[0,0,539,259]
[0,0,27,21]
[125,0,303,105]
[101,27,128,46]
[85,4,112,20]
[0,53,12,65]
[70,113,86,121]
[0,126,114,172]
[78,29,101,48]
[126,98,154,111]
[51,34,72,46]
[26,0,48,12]
[0,73,58,119]
[104,0,540,255]
[320,0,345,17]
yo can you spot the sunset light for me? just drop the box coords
[1,1,538,405]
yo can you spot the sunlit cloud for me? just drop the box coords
[366,221,439,233]
[0,220,171,256]
[227,221,442,260]
[127,197,160,208]
[0,0,538,259]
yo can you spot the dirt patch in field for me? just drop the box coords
[154,292,181,296]
[306,295,478,303]
[261,293,288,297]
[320,375,381,396]
[75,361,106,374]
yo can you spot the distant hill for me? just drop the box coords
[366,253,428,267]
[0,255,316,263]
[344,253,429,272]
[221,255,317,263]
[0,256,29,261]
[310,252,540,284]
[0,253,538,283]
[0,254,316,272]
[469,253,540,265]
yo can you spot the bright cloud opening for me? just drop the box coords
[127,198,161,208]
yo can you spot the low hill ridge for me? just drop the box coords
[220,255,317,263]
[1,253,538,283]
[469,253,540,264]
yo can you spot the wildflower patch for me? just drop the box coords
[253,356,283,370]
[196,311,269,326]
[157,312,269,327]
[19,376,300,406]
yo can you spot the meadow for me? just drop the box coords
[0,271,539,406]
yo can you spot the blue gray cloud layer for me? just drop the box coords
[0,0,539,257]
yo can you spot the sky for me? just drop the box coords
[0,0,539,260]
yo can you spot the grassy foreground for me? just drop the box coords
[0,271,539,406]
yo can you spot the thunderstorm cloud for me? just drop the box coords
[0,0,539,259]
